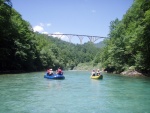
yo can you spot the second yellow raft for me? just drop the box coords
[90,74,103,79]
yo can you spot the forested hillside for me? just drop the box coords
[0,0,100,73]
[1,0,150,76]
[94,0,150,75]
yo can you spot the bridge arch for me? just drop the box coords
[49,34,107,44]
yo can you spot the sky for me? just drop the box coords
[11,0,134,44]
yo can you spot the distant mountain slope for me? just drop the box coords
[95,41,105,48]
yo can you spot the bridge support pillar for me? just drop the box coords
[77,35,84,44]
[66,35,73,43]
[87,36,100,43]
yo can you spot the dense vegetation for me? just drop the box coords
[93,0,150,75]
[0,0,100,73]
[1,0,150,76]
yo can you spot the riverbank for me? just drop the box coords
[73,62,102,71]
[120,70,144,76]
[74,62,150,77]
[0,70,26,74]
[120,70,150,77]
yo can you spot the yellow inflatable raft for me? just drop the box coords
[90,74,103,79]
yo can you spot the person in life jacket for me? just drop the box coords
[96,69,101,76]
[49,69,53,75]
[57,67,63,74]
[47,68,53,75]
[91,70,96,76]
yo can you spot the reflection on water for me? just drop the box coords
[47,80,63,90]
[0,71,150,113]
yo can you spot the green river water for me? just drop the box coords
[0,71,150,113]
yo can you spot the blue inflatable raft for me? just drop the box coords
[44,73,65,80]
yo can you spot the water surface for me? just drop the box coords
[0,71,150,113]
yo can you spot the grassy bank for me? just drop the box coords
[73,62,102,71]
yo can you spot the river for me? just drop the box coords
[0,71,150,113]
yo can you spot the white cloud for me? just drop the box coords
[50,32,69,42]
[39,23,51,27]
[33,25,44,32]
[33,24,69,42]
[47,23,51,27]
[33,22,51,33]
[40,23,44,27]
[91,10,96,13]
[50,32,62,38]
[42,32,49,34]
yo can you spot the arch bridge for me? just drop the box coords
[49,33,107,44]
